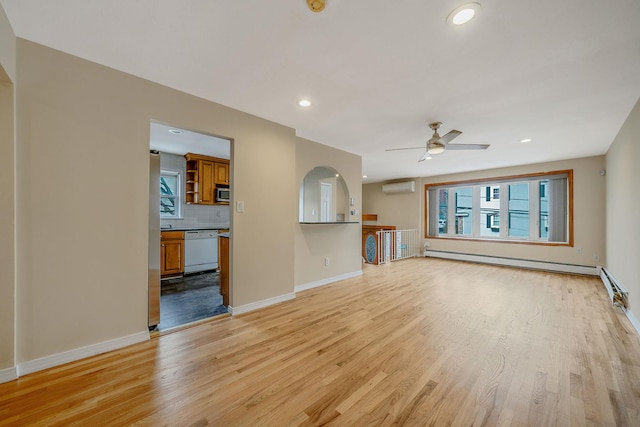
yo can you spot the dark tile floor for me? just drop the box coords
[158,271,227,331]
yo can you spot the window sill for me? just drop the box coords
[425,235,571,247]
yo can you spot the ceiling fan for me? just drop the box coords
[386,122,490,162]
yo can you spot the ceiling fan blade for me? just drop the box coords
[385,146,425,151]
[438,129,462,144]
[445,143,490,151]
[418,151,429,162]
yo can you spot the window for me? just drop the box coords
[508,182,529,238]
[455,187,473,235]
[480,185,500,237]
[160,170,181,218]
[426,170,572,245]
[539,180,549,239]
[438,188,449,234]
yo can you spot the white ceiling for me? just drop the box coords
[3,0,640,183]
[150,122,230,160]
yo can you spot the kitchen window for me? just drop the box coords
[160,170,181,218]
[425,170,572,245]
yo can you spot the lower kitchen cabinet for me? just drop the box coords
[218,234,229,306]
[161,231,185,277]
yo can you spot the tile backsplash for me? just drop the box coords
[160,152,230,229]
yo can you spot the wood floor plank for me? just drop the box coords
[1,258,640,426]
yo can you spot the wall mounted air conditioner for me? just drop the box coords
[382,180,416,194]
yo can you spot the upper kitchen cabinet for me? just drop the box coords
[214,161,230,185]
[199,159,215,204]
[184,153,230,205]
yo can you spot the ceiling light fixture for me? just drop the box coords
[520,138,532,143]
[306,0,326,13]
[298,99,311,107]
[426,156,433,160]
[362,175,368,179]
[427,143,445,155]
[168,129,183,134]
[447,2,481,26]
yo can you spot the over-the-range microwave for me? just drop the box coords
[216,187,230,203]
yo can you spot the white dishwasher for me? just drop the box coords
[184,230,219,274]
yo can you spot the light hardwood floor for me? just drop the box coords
[1,258,639,426]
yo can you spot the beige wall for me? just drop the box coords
[0,3,15,371]
[362,179,423,231]
[606,97,640,320]
[295,137,362,286]
[14,39,298,362]
[0,4,15,82]
[364,156,606,266]
[0,66,15,369]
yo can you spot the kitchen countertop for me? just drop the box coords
[160,226,229,231]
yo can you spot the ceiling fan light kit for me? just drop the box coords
[307,0,326,13]
[385,120,490,162]
[427,144,445,155]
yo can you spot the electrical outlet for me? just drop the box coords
[325,257,330,266]
[577,247,583,254]
[594,254,600,262]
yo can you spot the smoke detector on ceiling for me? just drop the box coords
[307,0,326,12]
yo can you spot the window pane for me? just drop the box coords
[481,185,500,237]
[508,183,529,237]
[438,188,449,234]
[160,173,179,218]
[160,196,176,217]
[161,175,177,196]
[539,180,549,239]
[455,187,473,235]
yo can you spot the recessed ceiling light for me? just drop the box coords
[168,129,183,134]
[307,0,325,13]
[520,138,533,143]
[298,99,311,107]
[447,2,481,26]
[362,175,368,179]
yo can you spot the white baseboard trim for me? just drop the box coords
[17,331,149,377]
[624,310,640,335]
[295,270,363,293]
[600,268,639,336]
[623,308,640,336]
[229,292,296,316]
[424,250,599,276]
[0,366,18,384]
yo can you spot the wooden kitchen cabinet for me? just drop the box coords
[214,161,230,185]
[184,158,199,204]
[161,231,184,277]
[184,153,230,204]
[198,159,215,205]
[218,234,229,306]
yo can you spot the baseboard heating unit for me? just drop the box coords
[600,267,629,309]
[424,250,599,276]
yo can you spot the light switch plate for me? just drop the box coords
[236,201,245,213]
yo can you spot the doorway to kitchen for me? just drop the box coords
[157,271,227,330]
[149,121,232,331]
